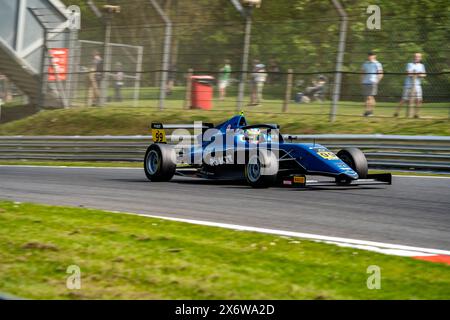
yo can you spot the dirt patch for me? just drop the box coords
[21,242,59,251]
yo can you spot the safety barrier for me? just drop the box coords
[1,134,449,172]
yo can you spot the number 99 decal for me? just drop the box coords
[152,129,166,143]
[317,151,338,160]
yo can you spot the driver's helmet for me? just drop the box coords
[245,128,267,143]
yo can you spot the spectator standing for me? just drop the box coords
[361,51,383,117]
[250,63,267,106]
[87,67,99,106]
[394,53,426,118]
[114,62,124,102]
[218,59,231,101]
[87,51,103,106]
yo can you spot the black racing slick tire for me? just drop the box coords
[144,143,176,182]
[336,147,368,179]
[245,149,279,188]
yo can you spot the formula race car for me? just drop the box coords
[144,114,391,188]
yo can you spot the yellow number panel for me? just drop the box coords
[152,128,166,143]
[317,151,338,160]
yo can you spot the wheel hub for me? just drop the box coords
[247,160,261,182]
[147,150,160,175]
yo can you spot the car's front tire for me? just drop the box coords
[245,149,279,188]
[144,144,176,182]
[336,147,368,180]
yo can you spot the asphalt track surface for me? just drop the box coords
[0,166,449,250]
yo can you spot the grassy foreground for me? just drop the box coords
[0,99,449,136]
[0,201,449,300]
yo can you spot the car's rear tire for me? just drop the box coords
[336,147,368,179]
[144,144,176,182]
[245,149,279,188]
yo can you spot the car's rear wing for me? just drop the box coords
[151,122,214,143]
[241,124,280,130]
[151,123,214,130]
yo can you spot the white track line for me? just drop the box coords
[114,210,450,257]
[392,175,450,179]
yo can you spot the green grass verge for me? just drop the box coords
[0,97,449,136]
[0,201,449,300]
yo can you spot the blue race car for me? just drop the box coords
[144,114,391,188]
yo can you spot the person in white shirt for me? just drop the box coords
[114,62,124,102]
[394,53,426,118]
[250,63,267,106]
[361,51,383,117]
